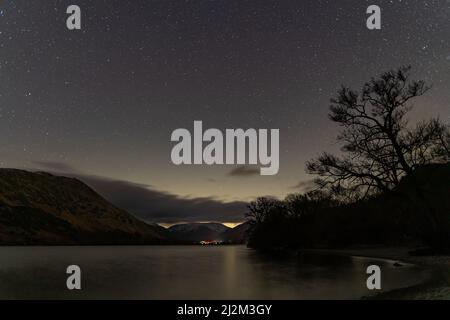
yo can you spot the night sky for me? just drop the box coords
[1,0,449,224]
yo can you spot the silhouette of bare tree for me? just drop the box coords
[307,66,449,199]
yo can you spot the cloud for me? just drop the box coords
[30,161,247,223]
[290,179,316,192]
[227,165,260,177]
[80,175,247,223]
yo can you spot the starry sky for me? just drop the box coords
[0,0,449,224]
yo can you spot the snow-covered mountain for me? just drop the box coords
[168,222,230,242]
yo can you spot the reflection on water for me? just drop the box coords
[0,245,428,299]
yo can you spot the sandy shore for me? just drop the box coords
[307,246,450,300]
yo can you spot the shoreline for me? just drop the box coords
[302,246,450,300]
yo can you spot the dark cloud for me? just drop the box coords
[228,166,260,177]
[80,175,247,223]
[290,179,316,193]
[31,161,247,223]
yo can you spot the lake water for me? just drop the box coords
[0,245,429,299]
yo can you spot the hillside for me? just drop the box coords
[0,169,166,245]
[246,162,450,250]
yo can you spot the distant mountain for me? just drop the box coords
[218,222,250,244]
[168,222,230,242]
[0,169,166,245]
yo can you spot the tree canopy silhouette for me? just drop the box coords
[245,67,450,252]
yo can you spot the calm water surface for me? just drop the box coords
[0,245,428,299]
